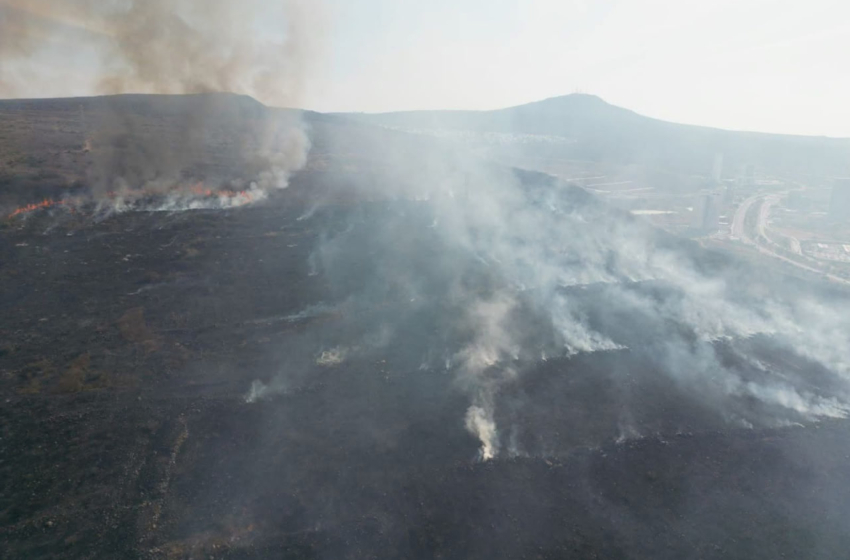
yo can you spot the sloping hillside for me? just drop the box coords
[0,93,446,208]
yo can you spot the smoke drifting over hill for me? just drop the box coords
[0,0,323,200]
[3,2,850,556]
[0,0,322,105]
[248,139,850,460]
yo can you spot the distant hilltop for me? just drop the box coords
[2,91,850,199]
[340,93,850,179]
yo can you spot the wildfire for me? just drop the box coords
[106,182,260,204]
[7,198,71,219]
[190,182,258,204]
[7,183,261,219]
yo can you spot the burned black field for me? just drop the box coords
[2,173,850,560]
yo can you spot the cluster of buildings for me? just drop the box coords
[692,156,762,233]
[692,153,738,232]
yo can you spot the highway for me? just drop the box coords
[730,192,763,242]
[729,188,850,285]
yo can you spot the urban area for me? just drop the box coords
[578,155,850,285]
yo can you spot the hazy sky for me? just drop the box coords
[314,0,850,137]
[4,0,850,136]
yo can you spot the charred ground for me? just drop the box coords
[2,95,850,559]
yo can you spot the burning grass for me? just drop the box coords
[7,198,74,219]
[4,182,266,220]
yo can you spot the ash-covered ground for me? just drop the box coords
[2,100,850,559]
[2,173,850,559]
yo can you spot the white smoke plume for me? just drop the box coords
[0,0,325,207]
[307,139,850,460]
[465,405,499,460]
[0,0,323,105]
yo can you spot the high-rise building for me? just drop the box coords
[692,192,722,231]
[829,178,850,222]
[712,153,724,184]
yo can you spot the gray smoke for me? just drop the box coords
[447,167,850,457]
[0,0,323,199]
[0,0,322,104]
[289,139,850,461]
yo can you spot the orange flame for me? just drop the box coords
[190,182,214,197]
[7,198,71,218]
[191,182,256,202]
[8,183,259,219]
[107,182,256,203]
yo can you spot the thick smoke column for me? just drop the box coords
[0,0,321,104]
[0,0,324,198]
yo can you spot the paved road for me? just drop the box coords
[729,188,850,285]
[730,192,766,243]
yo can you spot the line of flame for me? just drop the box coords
[8,183,260,219]
[7,198,71,218]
